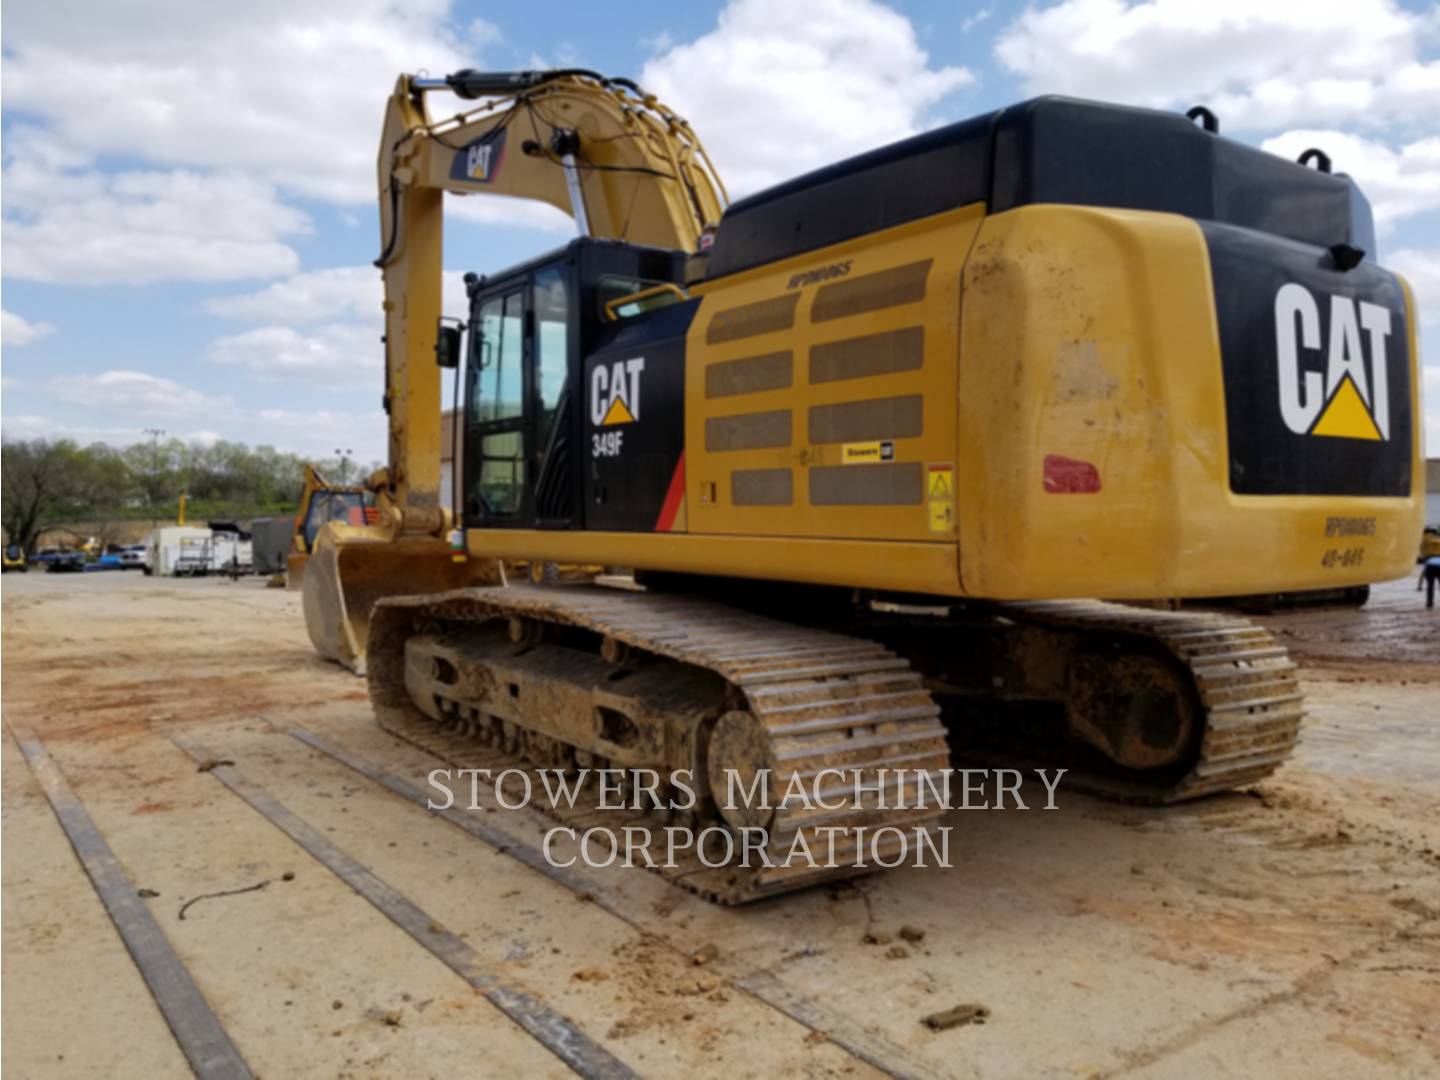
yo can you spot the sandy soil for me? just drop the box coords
[2,570,1437,1078]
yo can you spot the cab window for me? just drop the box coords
[597,274,680,319]
[473,291,525,423]
[533,266,569,449]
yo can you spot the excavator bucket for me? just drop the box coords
[302,529,499,676]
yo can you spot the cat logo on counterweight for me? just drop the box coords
[1274,283,1394,441]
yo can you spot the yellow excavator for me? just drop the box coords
[285,464,372,588]
[304,70,1424,903]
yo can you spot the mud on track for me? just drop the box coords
[4,571,1437,1077]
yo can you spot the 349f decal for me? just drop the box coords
[590,357,644,457]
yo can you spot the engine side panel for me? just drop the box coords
[682,202,984,543]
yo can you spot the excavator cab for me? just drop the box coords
[456,238,686,532]
[285,465,372,588]
[301,489,368,549]
[304,240,693,674]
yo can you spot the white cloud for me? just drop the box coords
[2,414,59,439]
[3,129,309,285]
[0,413,156,445]
[641,0,975,194]
[446,192,575,234]
[1259,131,1440,232]
[203,266,472,381]
[1,1,472,206]
[0,408,386,460]
[468,17,504,49]
[10,361,387,457]
[209,266,472,327]
[1,309,55,347]
[0,3,534,288]
[1388,249,1440,368]
[246,407,388,461]
[1389,249,1440,333]
[207,323,381,381]
[206,267,384,382]
[994,0,1438,134]
[205,267,381,326]
[1385,249,1440,456]
[961,7,994,32]
[48,370,232,418]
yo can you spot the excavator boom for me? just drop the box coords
[305,69,726,672]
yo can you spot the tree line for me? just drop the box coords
[1,437,371,553]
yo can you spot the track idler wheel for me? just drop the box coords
[706,710,776,830]
[1064,646,1200,771]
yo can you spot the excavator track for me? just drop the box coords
[366,584,951,905]
[364,585,1302,902]
[970,600,1305,804]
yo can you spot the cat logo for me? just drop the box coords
[591,357,645,426]
[1274,283,1394,441]
[449,129,506,184]
[466,143,496,180]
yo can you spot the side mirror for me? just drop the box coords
[435,322,463,369]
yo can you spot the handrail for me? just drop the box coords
[603,282,688,321]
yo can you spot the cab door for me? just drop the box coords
[466,286,527,525]
[463,264,573,528]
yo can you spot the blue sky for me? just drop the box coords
[2,0,1437,460]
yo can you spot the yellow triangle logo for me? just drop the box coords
[1310,375,1382,441]
[601,395,635,426]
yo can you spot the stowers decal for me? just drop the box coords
[1274,283,1395,441]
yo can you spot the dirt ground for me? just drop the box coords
[3,569,1437,1078]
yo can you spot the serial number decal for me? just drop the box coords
[787,261,852,290]
[1320,547,1366,569]
[1323,516,1377,538]
[592,430,625,458]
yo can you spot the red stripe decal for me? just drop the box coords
[655,452,686,532]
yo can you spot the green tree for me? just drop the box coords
[3,436,317,541]
[2,439,129,552]
[121,437,184,521]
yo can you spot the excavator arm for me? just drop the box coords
[305,69,726,673]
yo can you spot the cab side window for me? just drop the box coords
[533,267,569,453]
[471,290,526,515]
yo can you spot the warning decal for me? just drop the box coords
[927,463,954,533]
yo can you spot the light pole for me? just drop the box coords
[143,428,165,528]
[334,447,354,486]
